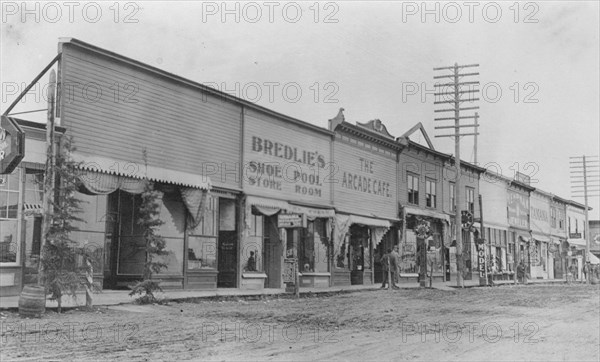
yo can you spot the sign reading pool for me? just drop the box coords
[242,110,332,204]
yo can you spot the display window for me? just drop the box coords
[299,219,329,273]
[0,170,20,265]
[188,195,218,270]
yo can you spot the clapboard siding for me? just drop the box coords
[60,44,242,189]
[243,108,332,205]
[333,135,397,219]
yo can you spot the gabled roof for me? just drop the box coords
[398,122,434,150]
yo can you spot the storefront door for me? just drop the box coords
[217,231,237,287]
[217,199,238,288]
[104,190,145,289]
[263,217,282,288]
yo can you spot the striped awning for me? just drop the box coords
[246,196,290,210]
[402,205,451,224]
[23,203,43,214]
[73,153,211,190]
[287,204,335,219]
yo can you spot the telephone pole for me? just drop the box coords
[570,155,600,284]
[433,63,480,288]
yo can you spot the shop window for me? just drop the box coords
[188,195,218,270]
[465,187,475,213]
[408,174,419,205]
[335,235,348,269]
[425,178,436,208]
[400,230,417,273]
[1,171,20,264]
[23,168,45,279]
[299,219,329,273]
[242,212,264,272]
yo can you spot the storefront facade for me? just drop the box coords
[241,107,335,290]
[550,196,568,279]
[479,171,512,280]
[1,121,61,296]
[507,180,534,278]
[329,114,401,286]
[397,128,451,283]
[529,190,552,279]
[566,201,587,280]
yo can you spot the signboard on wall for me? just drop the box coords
[508,190,529,228]
[332,139,397,218]
[0,116,25,175]
[278,214,303,228]
[243,111,332,204]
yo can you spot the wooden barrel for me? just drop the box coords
[18,286,46,318]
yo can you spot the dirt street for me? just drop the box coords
[1,284,599,361]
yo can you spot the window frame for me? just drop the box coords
[187,194,219,271]
[0,168,23,266]
[465,186,475,214]
[407,173,419,205]
[449,182,456,212]
[425,178,437,208]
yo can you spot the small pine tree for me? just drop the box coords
[129,180,169,304]
[40,136,92,313]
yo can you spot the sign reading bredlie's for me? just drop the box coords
[242,109,332,204]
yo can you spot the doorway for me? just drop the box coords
[103,190,145,289]
[263,216,282,288]
[217,198,237,288]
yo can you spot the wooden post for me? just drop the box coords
[513,233,518,285]
[387,257,392,291]
[85,258,93,309]
[37,70,56,286]
[419,237,427,287]
[294,229,300,298]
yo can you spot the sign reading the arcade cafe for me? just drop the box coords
[242,109,332,204]
[0,116,25,175]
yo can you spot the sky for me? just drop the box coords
[1,1,599,218]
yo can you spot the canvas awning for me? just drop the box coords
[246,196,290,211]
[73,154,211,190]
[349,215,392,228]
[402,205,451,224]
[333,214,391,250]
[531,233,551,243]
[568,238,587,248]
[588,252,600,265]
[287,203,335,219]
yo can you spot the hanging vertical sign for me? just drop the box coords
[476,238,487,285]
[0,116,25,174]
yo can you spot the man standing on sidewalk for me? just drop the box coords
[380,249,400,289]
[392,245,401,286]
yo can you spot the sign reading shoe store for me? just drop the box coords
[0,116,25,175]
[242,109,332,204]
